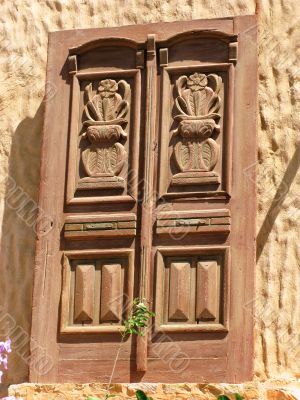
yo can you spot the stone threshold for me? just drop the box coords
[9,379,300,399]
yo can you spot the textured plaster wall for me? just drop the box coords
[0,0,299,392]
[8,381,300,400]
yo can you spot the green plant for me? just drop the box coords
[87,298,154,400]
[217,394,244,400]
[85,301,245,400]
[121,298,155,338]
[88,397,115,400]
[135,390,153,400]
[88,390,243,400]
[134,391,244,400]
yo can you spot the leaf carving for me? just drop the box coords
[202,141,212,171]
[187,91,195,116]
[81,78,130,185]
[172,72,222,179]
[82,147,97,176]
[174,72,221,118]
[174,142,192,172]
[204,139,219,171]
[83,79,130,124]
[82,144,126,177]
[113,143,126,175]
[175,96,189,116]
[109,146,118,173]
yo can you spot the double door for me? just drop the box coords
[30,16,257,383]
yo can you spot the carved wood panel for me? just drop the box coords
[168,261,191,321]
[64,213,137,239]
[156,209,230,235]
[171,72,222,186]
[155,246,229,333]
[60,250,134,334]
[158,41,235,199]
[196,260,220,321]
[100,263,123,322]
[30,16,257,384]
[80,79,130,189]
[74,264,95,323]
[66,44,143,205]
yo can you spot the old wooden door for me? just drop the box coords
[30,16,257,383]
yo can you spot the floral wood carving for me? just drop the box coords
[171,72,222,186]
[79,79,130,189]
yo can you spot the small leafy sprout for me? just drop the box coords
[121,298,155,338]
[135,390,153,400]
[88,390,243,400]
[87,299,155,400]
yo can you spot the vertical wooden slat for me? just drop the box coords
[228,15,257,382]
[100,263,122,322]
[74,264,95,323]
[168,262,190,321]
[196,260,220,322]
[137,33,157,372]
[66,72,80,204]
[60,256,72,331]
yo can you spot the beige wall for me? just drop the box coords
[0,0,299,391]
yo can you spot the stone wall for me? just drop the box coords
[0,0,300,394]
[8,380,300,400]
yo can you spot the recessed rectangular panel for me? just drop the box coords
[100,264,122,322]
[156,209,230,236]
[66,67,142,204]
[168,262,190,321]
[60,250,134,334]
[74,264,95,323]
[158,63,233,200]
[64,213,137,239]
[155,247,229,333]
[76,78,131,191]
[196,260,220,322]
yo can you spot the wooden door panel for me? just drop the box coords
[196,260,221,322]
[57,357,229,383]
[144,17,256,382]
[156,208,231,236]
[67,42,143,205]
[158,35,235,199]
[74,263,95,323]
[168,261,191,321]
[60,249,134,334]
[63,213,137,239]
[155,246,229,333]
[30,16,257,383]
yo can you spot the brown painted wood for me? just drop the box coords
[74,264,95,323]
[30,15,257,384]
[136,33,157,372]
[196,260,220,322]
[155,246,229,333]
[58,357,229,383]
[60,249,134,334]
[168,262,191,321]
[100,264,122,322]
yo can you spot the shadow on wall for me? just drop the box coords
[256,142,300,261]
[0,104,299,395]
[0,102,44,396]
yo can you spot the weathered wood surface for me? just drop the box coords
[30,15,257,383]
